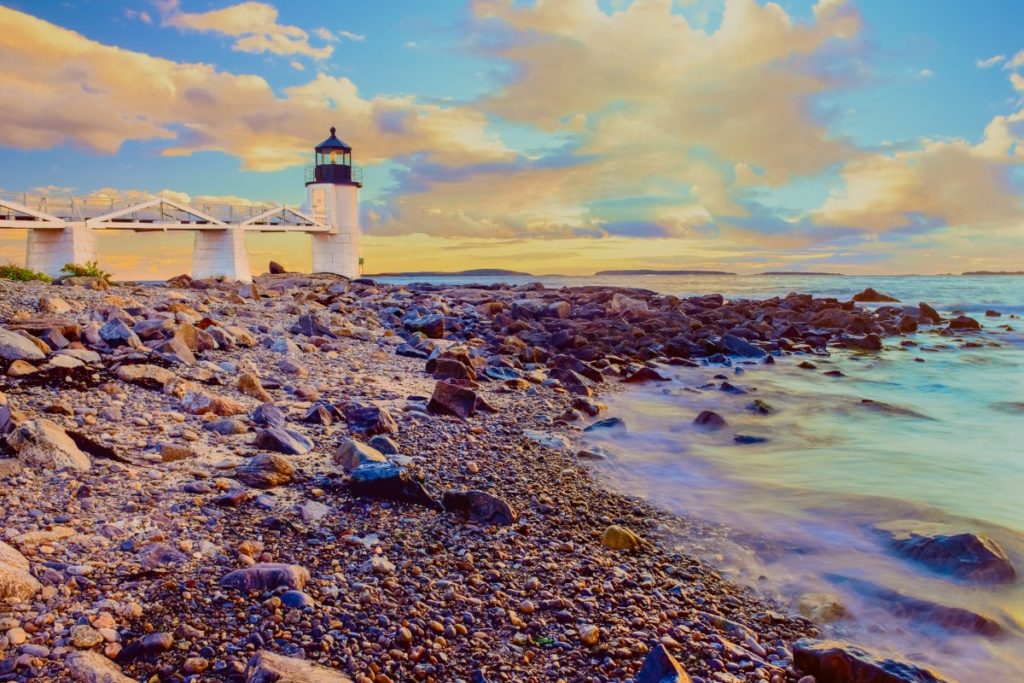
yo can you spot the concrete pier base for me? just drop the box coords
[25,225,97,279]
[311,230,360,279]
[192,228,251,282]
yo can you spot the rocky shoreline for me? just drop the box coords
[0,273,984,682]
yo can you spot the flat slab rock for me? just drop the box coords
[65,650,136,683]
[245,650,353,683]
[6,418,91,471]
[793,638,953,683]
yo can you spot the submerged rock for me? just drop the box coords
[693,410,727,431]
[874,520,1015,584]
[793,638,952,683]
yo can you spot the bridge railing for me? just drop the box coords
[0,191,292,224]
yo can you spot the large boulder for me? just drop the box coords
[0,328,45,362]
[7,418,90,471]
[793,639,952,683]
[221,564,309,592]
[852,287,900,303]
[874,520,1015,584]
[0,540,41,600]
[244,650,353,683]
[428,381,484,418]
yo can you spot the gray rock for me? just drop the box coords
[368,435,400,454]
[0,328,45,362]
[719,333,767,358]
[99,319,141,348]
[220,563,310,592]
[7,418,91,471]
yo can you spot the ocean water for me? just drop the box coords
[379,273,1024,680]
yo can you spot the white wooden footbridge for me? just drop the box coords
[0,128,363,283]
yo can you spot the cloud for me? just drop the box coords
[160,1,333,60]
[976,54,1004,68]
[1005,50,1024,70]
[124,9,153,25]
[813,135,1024,233]
[339,30,366,42]
[0,6,511,170]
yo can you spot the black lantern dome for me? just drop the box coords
[307,126,362,187]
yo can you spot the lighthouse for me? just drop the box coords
[306,126,362,278]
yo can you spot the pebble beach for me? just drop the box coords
[0,271,1006,683]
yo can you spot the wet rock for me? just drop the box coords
[874,520,1015,584]
[65,650,136,683]
[984,309,1001,317]
[335,439,389,472]
[747,399,774,415]
[842,333,883,352]
[342,402,399,435]
[623,367,670,383]
[428,381,482,419]
[116,632,173,663]
[0,540,41,600]
[798,592,848,623]
[734,434,768,444]
[635,643,692,683]
[244,649,353,682]
[7,418,90,471]
[220,563,310,592]
[852,287,900,303]
[236,453,296,489]
[719,333,767,358]
[693,410,727,431]
[583,417,625,432]
[253,427,313,455]
[268,261,286,275]
[899,315,918,333]
[918,302,942,324]
[947,315,981,331]
[0,328,46,362]
[443,490,517,526]
[793,638,952,683]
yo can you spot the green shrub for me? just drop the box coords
[0,263,52,283]
[60,261,112,283]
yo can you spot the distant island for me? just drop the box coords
[758,271,845,276]
[961,270,1024,275]
[368,268,532,277]
[595,269,736,276]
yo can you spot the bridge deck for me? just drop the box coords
[0,192,328,232]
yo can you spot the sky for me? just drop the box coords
[0,0,1023,278]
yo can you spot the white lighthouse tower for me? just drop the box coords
[306,127,362,278]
